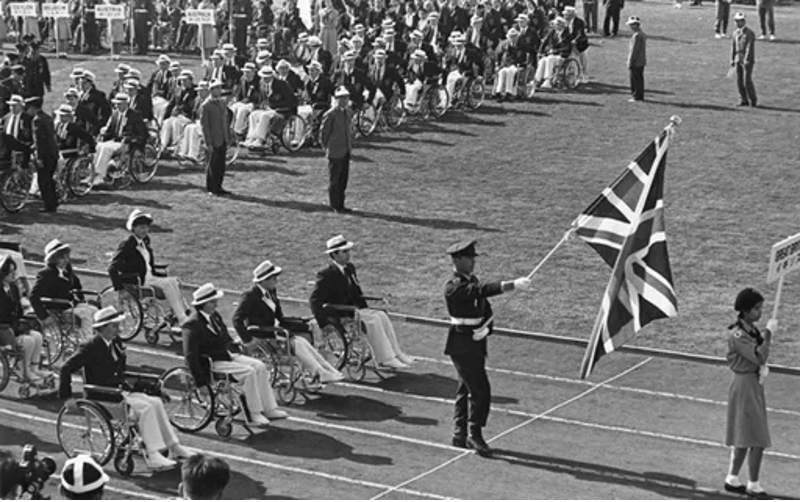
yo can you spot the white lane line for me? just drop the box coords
[0,408,451,500]
[369,357,654,500]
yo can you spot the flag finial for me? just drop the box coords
[669,115,682,127]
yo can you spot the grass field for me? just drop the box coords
[4,0,800,373]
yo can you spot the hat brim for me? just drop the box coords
[325,241,354,253]
[191,289,224,306]
[93,311,127,329]
[253,266,282,282]
[45,244,71,262]
[126,214,153,231]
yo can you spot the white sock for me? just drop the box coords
[725,474,742,486]
[747,480,764,492]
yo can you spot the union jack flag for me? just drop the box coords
[575,125,678,379]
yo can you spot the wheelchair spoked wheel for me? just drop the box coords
[160,367,215,433]
[98,287,144,342]
[215,416,233,438]
[357,103,378,137]
[274,357,302,406]
[563,59,581,90]
[429,87,450,119]
[0,169,31,214]
[384,95,407,130]
[249,344,279,385]
[0,351,10,392]
[318,329,348,371]
[344,337,368,382]
[114,450,135,476]
[130,148,159,184]
[467,78,486,110]
[66,156,95,198]
[110,157,133,190]
[41,324,64,367]
[57,400,115,465]
[281,115,307,153]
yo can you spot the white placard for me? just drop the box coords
[185,8,215,25]
[9,2,38,17]
[767,232,800,283]
[95,4,126,19]
[42,3,70,18]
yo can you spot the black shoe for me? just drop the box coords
[467,436,493,458]
[746,489,769,500]
[736,101,749,107]
[217,189,232,196]
[724,483,747,495]
[39,207,57,213]
[750,102,758,108]
[452,435,467,448]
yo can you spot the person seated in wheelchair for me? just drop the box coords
[309,235,414,370]
[333,50,374,114]
[59,306,194,471]
[125,78,155,126]
[366,49,405,109]
[305,60,335,130]
[160,70,198,153]
[443,32,481,103]
[149,55,174,121]
[64,87,97,132]
[404,49,441,109]
[1,94,32,171]
[0,256,50,384]
[93,93,148,186]
[563,6,590,83]
[228,63,261,139]
[0,242,30,296]
[534,17,572,89]
[54,104,96,160]
[108,209,190,326]
[493,28,529,102]
[30,240,98,342]
[183,283,289,428]
[175,81,210,162]
[233,260,345,384]
[109,63,132,103]
[275,59,305,99]
[242,66,298,149]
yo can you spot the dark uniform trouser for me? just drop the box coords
[134,12,149,54]
[450,351,491,435]
[584,1,598,32]
[603,7,620,36]
[206,143,227,193]
[328,153,350,210]
[629,66,644,101]
[736,63,756,105]
[39,156,58,211]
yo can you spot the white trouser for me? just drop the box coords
[211,354,278,417]
[370,88,386,108]
[17,330,43,375]
[72,303,98,341]
[292,336,340,375]
[246,109,279,143]
[405,81,423,108]
[160,115,191,150]
[144,274,187,324]
[152,96,169,124]
[93,141,123,184]
[446,70,464,101]
[573,48,588,77]
[297,104,313,123]
[356,309,407,364]
[494,66,519,95]
[229,102,253,135]
[535,55,563,84]
[176,123,203,160]
[125,392,180,453]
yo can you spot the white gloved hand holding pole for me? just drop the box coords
[513,277,532,291]
[766,318,778,334]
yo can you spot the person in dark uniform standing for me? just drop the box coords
[602,0,623,37]
[22,42,51,98]
[25,97,59,213]
[134,0,155,55]
[83,0,101,53]
[444,240,530,457]
[231,0,253,56]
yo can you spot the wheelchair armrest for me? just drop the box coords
[73,289,99,297]
[82,384,124,399]
[153,264,168,271]
[246,325,283,333]
[322,303,358,313]
[362,295,387,303]
[124,370,160,381]
[39,297,74,310]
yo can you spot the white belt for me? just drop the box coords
[449,317,483,326]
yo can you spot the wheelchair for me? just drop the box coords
[406,79,449,121]
[550,56,581,90]
[176,122,242,169]
[104,142,158,189]
[451,74,486,111]
[245,320,325,406]
[59,149,96,199]
[0,340,57,399]
[0,152,76,214]
[98,266,186,346]
[237,108,307,155]
[55,371,161,476]
[159,357,254,439]
[38,291,100,367]
[319,296,394,382]
[358,88,407,136]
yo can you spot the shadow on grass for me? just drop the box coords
[755,104,800,114]
[248,423,393,465]
[0,422,64,457]
[124,466,273,500]
[646,34,697,45]
[466,105,550,117]
[646,99,742,112]
[534,96,603,107]
[492,449,735,499]
[578,81,675,96]
[0,210,139,233]
[299,392,438,426]
[350,209,503,232]
[0,222,21,235]
[77,191,174,210]
[226,193,332,213]
[356,371,519,405]
[768,38,800,46]
[231,161,306,176]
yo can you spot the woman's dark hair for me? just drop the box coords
[0,255,17,283]
[181,454,231,499]
[734,287,764,315]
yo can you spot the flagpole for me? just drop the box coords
[525,227,575,281]
[580,304,605,379]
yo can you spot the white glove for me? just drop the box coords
[513,277,532,291]
[766,319,778,334]
[759,364,769,385]
[472,325,490,341]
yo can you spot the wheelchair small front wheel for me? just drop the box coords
[215,417,233,438]
[318,329,348,371]
[357,103,378,137]
[144,328,160,345]
[17,384,31,399]
[563,59,581,90]
[276,381,298,406]
[114,452,134,476]
[467,79,486,110]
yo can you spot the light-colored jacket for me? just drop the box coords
[731,26,756,65]
[627,30,647,69]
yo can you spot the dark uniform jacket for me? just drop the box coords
[309,262,367,329]
[59,334,127,400]
[539,28,572,58]
[108,235,164,291]
[32,111,59,162]
[22,56,51,97]
[56,120,96,154]
[77,87,111,135]
[101,108,148,146]
[2,112,33,155]
[444,272,503,356]
[310,48,334,76]
[306,75,335,110]
[497,38,529,66]
[567,17,589,52]
[182,311,236,386]
[232,285,285,343]
[367,63,404,101]
[278,70,305,96]
[30,263,85,321]
[165,86,197,118]
[149,70,174,99]
[262,78,298,114]
[233,76,261,104]
[129,92,154,122]
[0,282,24,328]
[334,66,374,108]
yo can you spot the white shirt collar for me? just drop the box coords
[331,261,346,274]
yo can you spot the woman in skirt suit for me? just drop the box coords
[724,287,775,499]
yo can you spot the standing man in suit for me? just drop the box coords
[108,209,189,326]
[77,71,111,135]
[309,235,413,369]
[626,16,646,102]
[602,0,623,37]
[25,97,59,213]
[731,12,757,107]
[200,80,231,196]
[755,0,774,40]
[444,240,530,457]
[22,42,51,98]
[2,95,33,170]
[59,306,194,470]
[182,283,289,427]
[320,87,353,213]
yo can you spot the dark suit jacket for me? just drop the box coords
[2,112,33,155]
[108,235,164,291]
[306,75,335,110]
[334,67,374,108]
[32,111,59,162]
[265,78,298,114]
[58,334,127,400]
[308,262,367,329]
[200,97,230,148]
[567,17,589,52]
[165,86,198,118]
[30,263,85,320]
[232,285,285,343]
[0,282,23,326]
[148,69,173,98]
[280,70,305,96]
[233,76,261,104]
[78,87,111,135]
[444,272,503,356]
[539,28,572,58]
[130,93,154,122]
[182,311,235,386]
[310,48,334,75]
[367,64,404,101]
[56,121,96,153]
[23,55,51,97]
[101,108,148,146]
